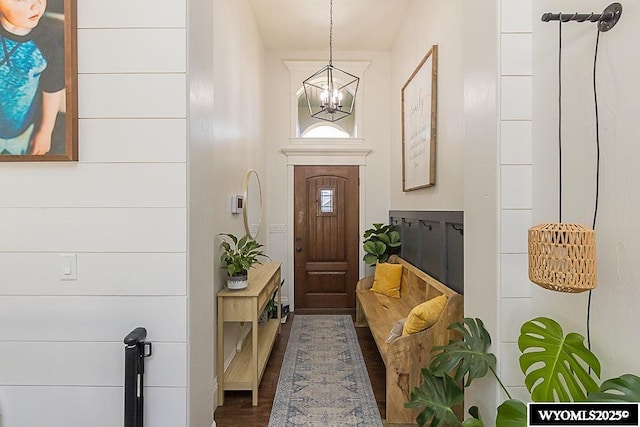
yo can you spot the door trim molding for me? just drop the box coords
[281,146,371,166]
[284,148,370,312]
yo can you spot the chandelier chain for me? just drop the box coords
[329,0,333,65]
[302,0,358,123]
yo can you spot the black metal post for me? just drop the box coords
[124,327,152,427]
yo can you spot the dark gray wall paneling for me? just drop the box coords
[389,211,464,294]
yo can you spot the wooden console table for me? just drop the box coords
[217,262,281,406]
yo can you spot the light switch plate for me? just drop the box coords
[60,253,77,281]
[269,224,286,233]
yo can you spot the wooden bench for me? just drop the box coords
[355,255,463,425]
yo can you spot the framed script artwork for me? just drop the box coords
[0,0,77,161]
[401,45,438,191]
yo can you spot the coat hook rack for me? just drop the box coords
[541,2,622,32]
[419,220,432,231]
[451,224,463,236]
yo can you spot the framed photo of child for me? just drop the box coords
[0,0,77,161]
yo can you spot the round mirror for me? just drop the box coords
[243,170,262,240]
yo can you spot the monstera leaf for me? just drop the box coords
[405,369,464,427]
[518,317,601,402]
[496,399,527,427]
[430,318,497,386]
[588,374,640,402]
[461,406,484,427]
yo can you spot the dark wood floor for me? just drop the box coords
[214,313,387,427]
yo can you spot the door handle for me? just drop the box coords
[296,247,302,252]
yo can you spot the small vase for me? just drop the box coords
[226,273,248,290]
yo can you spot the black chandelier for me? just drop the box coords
[302,0,359,123]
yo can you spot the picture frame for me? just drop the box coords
[401,44,438,191]
[0,0,78,162]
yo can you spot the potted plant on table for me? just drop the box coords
[363,223,402,266]
[219,233,269,290]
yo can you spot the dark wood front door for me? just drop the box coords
[294,165,360,311]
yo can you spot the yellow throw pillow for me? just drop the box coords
[402,294,448,335]
[370,262,403,298]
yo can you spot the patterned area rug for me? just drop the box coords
[269,315,383,427]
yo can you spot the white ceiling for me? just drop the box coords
[248,0,412,51]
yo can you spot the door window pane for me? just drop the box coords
[318,187,334,215]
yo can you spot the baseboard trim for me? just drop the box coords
[212,377,219,426]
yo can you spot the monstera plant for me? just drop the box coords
[588,375,640,402]
[518,317,601,401]
[406,317,640,427]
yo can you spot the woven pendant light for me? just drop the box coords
[528,223,597,293]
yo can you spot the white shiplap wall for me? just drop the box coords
[499,0,533,402]
[0,0,188,425]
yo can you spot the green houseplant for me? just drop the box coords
[406,317,640,427]
[219,233,269,290]
[363,223,401,266]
